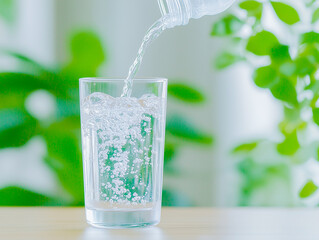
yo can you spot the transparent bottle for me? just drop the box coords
[158,0,236,28]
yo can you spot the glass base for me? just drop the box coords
[85,207,161,229]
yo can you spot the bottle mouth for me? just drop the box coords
[157,0,191,28]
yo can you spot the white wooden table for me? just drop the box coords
[1,207,319,240]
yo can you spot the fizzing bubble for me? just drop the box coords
[81,93,164,208]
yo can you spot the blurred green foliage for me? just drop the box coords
[0,187,56,206]
[167,83,205,103]
[0,22,213,205]
[213,0,319,205]
[0,0,16,24]
[300,180,318,198]
[270,2,300,25]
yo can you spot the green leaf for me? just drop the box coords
[3,51,60,85]
[0,0,16,23]
[0,54,70,99]
[70,31,105,66]
[271,2,300,25]
[215,52,244,69]
[0,109,37,149]
[168,83,205,103]
[312,8,319,23]
[232,141,259,153]
[294,57,316,77]
[3,51,47,70]
[300,31,319,44]
[270,44,291,63]
[164,142,177,163]
[239,0,262,11]
[277,130,300,156]
[0,73,46,96]
[166,115,214,145]
[253,65,278,88]
[298,44,319,61]
[211,15,244,36]
[270,78,298,105]
[297,45,319,74]
[43,128,84,204]
[0,73,67,105]
[239,0,263,19]
[312,108,319,126]
[0,187,57,206]
[246,31,279,56]
[60,31,106,88]
[299,181,318,198]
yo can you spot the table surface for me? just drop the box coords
[1,207,319,240]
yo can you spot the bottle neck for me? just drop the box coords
[158,0,192,28]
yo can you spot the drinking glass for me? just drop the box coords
[79,78,167,228]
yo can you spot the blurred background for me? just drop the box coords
[1,0,319,207]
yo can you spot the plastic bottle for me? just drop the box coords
[158,0,236,28]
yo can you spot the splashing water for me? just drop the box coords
[121,17,167,97]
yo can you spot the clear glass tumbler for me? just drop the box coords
[79,78,167,228]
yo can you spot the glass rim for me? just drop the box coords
[80,77,168,83]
